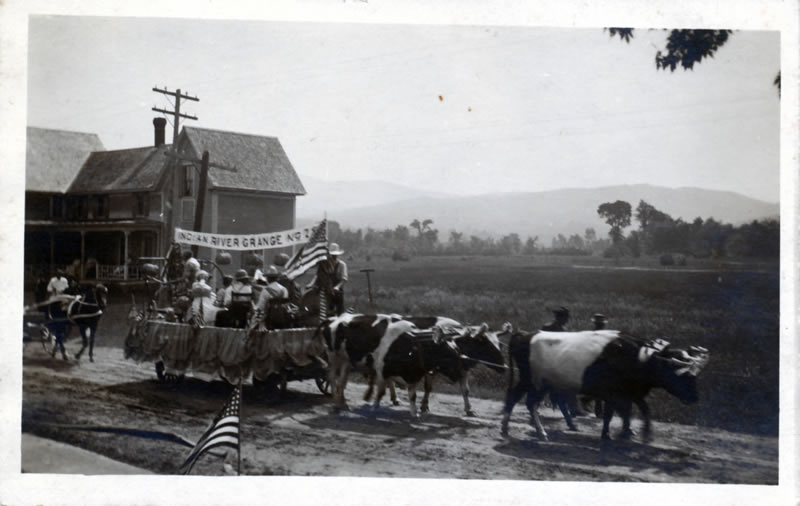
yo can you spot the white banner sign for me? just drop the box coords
[174,226,315,251]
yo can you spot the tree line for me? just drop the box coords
[596,199,779,259]
[328,199,778,261]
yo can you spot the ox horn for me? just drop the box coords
[671,348,710,376]
[469,322,489,338]
[432,326,444,344]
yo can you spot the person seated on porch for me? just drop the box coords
[65,259,81,282]
[84,258,97,279]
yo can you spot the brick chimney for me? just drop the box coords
[153,117,167,147]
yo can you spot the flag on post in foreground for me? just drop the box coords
[179,383,242,475]
[284,219,328,280]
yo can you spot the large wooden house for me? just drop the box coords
[24,120,306,283]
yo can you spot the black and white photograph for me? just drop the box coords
[0,1,797,504]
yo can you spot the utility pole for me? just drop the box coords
[152,86,199,145]
[152,86,199,253]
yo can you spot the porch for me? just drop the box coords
[24,220,163,283]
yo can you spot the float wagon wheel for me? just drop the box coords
[39,325,54,355]
[315,374,331,395]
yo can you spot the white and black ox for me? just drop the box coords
[500,323,710,441]
[324,314,506,417]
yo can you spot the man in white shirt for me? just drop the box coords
[47,269,70,298]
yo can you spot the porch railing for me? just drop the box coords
[24,263,147,282]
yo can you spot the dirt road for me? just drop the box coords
[21,344,777,483]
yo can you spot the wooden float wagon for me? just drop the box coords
[124,318,331,394]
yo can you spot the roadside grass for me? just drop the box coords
[39,254,778,436]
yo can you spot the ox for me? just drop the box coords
[371,320,465,418]
[324,313,405,411]
[406,318,506,417]
[354,316,507,416]
[500,324,709,441]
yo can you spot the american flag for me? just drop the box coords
[179,383,242,475]
[284,219,328,280]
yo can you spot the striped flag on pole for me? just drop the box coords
[179,383,242,475]
[284,219,328,280]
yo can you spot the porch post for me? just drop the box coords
[49,232,55,273]
[123,231,130,280]
[80,231,85,281]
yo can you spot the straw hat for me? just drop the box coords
[265,265,280,279]
[328,243,344,256]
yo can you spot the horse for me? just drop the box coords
[69,284,108,362]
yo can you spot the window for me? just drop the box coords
[51,195,64,218]
[66,195,88,220]
[183,165,194,197]
[134,193,150,217]
[181,198,194,222]
[94,195,109,218]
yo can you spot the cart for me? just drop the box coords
[22,304,55,354]
[124,317,330,395]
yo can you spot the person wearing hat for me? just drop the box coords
[216,274,233,307]
[186,271,220,326]
[541,306,586,418]
[541,306,570,332]
[182,250,200,281]
[592,313,608,330]
[223,269,253,328]
[255,265,292,328]
[306,243,348,317]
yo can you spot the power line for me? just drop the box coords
[151,86,199,145]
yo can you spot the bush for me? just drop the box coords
[660,253,675,266]
[392,250,410,262]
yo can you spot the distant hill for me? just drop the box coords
[296,181,779,243]
[296,174,451,220]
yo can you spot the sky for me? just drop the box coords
[26,16,781,203]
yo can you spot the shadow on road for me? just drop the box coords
[297,404,481,442]
[23,356,80,371]
[102,378,330,416]
[494,430,699,476]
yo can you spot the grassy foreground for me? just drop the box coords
[44,254,778,436]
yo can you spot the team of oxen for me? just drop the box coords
[319,313,710,441]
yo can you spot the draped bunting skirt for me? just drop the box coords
[124,320,324,384]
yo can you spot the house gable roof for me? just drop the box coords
[69,144,172,193]
[182,126,306,195]
[26,127,105,192]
